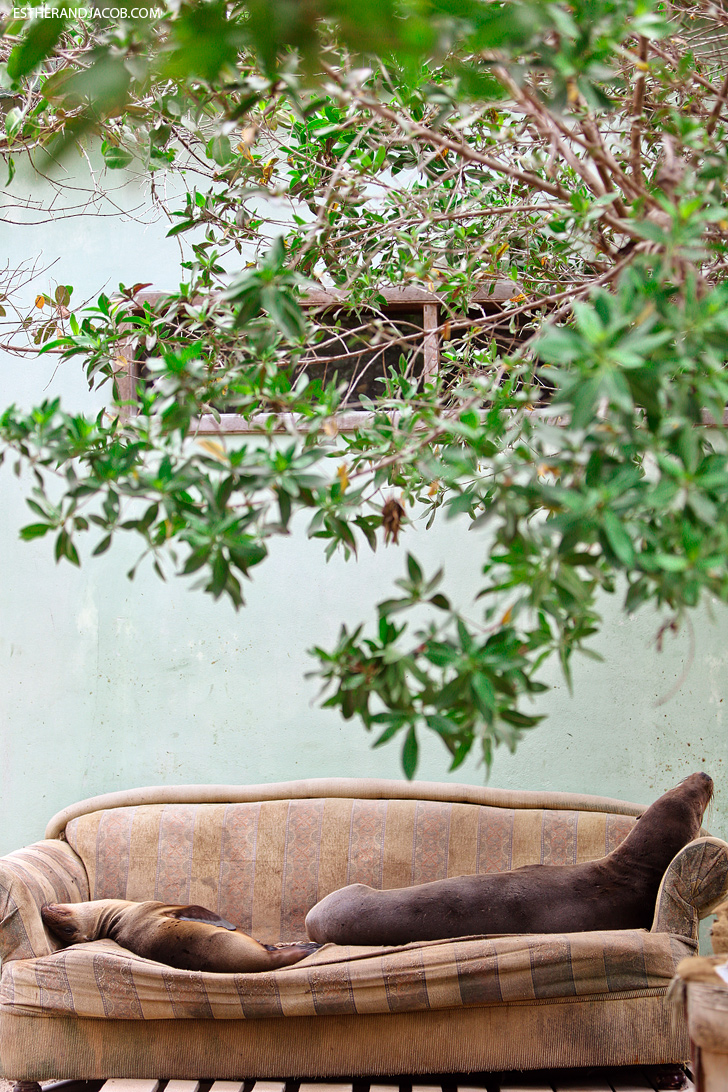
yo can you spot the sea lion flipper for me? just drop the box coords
[167,904,237,930]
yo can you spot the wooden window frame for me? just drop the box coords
[113,282,520,433]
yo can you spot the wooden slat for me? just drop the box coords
[99,1083,160,1092]
[299,1086,352,1092]
[422,302,439,381]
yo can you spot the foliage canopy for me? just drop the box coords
[2,0,728,776]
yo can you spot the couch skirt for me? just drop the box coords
[0,992,689,1079]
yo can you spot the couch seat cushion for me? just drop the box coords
[0,929,691,1021]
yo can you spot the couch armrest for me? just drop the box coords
[651,836,728,947]
[0,839,89,965]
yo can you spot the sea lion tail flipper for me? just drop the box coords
[263,941,321,953]
[261,940,322,967]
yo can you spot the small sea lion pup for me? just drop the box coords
[305,771,713,946]
[42,900,319,973]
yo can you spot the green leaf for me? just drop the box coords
[7,17,66,80]
[425,642,458,667]
[166,219,198,237]
[570,376,602,429]
[103,144,133,170]
[210,551,229,597]
[5,108,24,138]
[653,553,688,572]
[207,134,233,166]
[402,725,419,780]
[54,529,80,566]
[535,327,583,364]
[456,619,474,652]
[406,552,423,584]
[448,739,471,771]
[92,534,113,556]
[263,287,306,340]
[19,522,52,541]
[471,672,496,720]
[602,510,635,567]
[499,709,544,728]
[426,713,457,738]
[182,547,210,575]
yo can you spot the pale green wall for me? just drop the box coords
[1,168,727,866]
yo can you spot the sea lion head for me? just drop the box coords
[42,902,104,945]
[620,771,713,866]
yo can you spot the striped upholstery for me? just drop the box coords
[0,928,689,1020]
[652,837,728,941]
[0,841,89,963]
[63,800,636,943]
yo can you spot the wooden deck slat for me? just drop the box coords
[298,1086,353,1092]
[98,1083,160,1092]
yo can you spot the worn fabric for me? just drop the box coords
[0,996,691,1080]
[652,836,728,942]
[44,778,648,840]
[0,841,88,964]
[0,927,691,1020]
[63,799,637,943]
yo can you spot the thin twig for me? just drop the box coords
[630,37,648,182]
[707,70,728,135]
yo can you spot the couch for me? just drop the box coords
[0,777,727,1082]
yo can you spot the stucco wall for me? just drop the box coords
[1,167,727,867]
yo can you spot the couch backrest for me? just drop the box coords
[64,798,635,942]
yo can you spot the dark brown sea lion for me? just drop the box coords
[42,900,319,973]
[305,772,713,945]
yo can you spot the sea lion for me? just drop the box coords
[42,900,319,973]
[305,771,713,946]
